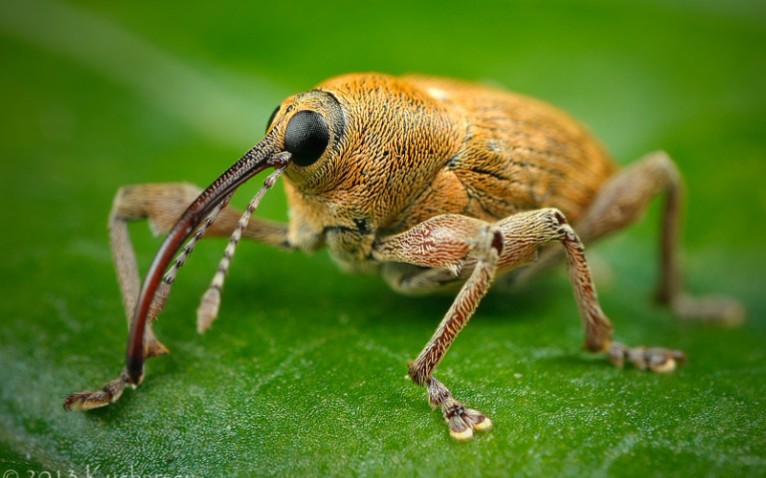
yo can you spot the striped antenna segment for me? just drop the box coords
[161,193,234,287]
[197,164,288,333]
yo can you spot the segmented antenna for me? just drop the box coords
[162,194,234,285]
[147,194,234,321]
[196,164,288,333]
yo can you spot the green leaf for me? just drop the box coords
[1,0,765,476]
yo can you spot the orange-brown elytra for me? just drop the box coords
[64,73,743,440]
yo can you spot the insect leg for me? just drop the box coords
[494,208,685,371]
[579,151,743,323]
[375,215,502,439]
[514,152,744,324]
[64,183,289,411]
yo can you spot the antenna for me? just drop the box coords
[196,163,289,333]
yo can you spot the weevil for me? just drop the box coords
[64,73,743,439]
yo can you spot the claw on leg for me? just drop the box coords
[608,342,685,373]
[144,327,170,358]
[63,369,133,411]
[446,404,493,440]
[427,377,492,440]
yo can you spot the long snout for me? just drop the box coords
[125,134,290,383]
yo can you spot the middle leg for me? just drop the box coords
[493,208,684,371]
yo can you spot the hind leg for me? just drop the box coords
[517,151,744,324]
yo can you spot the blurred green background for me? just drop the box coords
[1,0,765,476]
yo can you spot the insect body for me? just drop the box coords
[64,73,742,440]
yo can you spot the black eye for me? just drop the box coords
[284,110,330,167]
[265,105,280,133]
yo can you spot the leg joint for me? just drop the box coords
[408,361,429,386]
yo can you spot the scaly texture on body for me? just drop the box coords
[64,73,742,440]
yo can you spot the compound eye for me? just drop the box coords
[284,110,330,167]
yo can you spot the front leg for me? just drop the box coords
[375,215,502,439]
[374,210,684,439]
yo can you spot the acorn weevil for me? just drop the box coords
[64,73,743,440]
